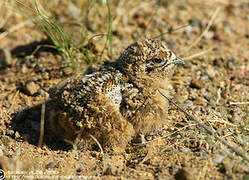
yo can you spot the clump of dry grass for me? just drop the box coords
[6,0,114,72]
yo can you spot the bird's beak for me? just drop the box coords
[171,57,184,65]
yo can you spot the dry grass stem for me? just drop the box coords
[182,7,221,54]
[152,24,189,39]
[0,19,32,41]
[89,134,104,156]
[229,102,249,105]
[183,48,213,61]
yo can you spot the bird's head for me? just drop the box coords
[116,39,184,80]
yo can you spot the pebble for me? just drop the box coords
[3,103,10,108]
[234,107,242,114]
[184,100,194,106]
[2,130,6,135]
[76,167,84,173]
[200,75,209,81]
[46,162,59,169]
[63,67,73,76]
[212,156,224,164]
[176,135,182,139]
[16,147,24,155]
[6,129,15,136]
[42,72,50,80]
[184,26,193,34]
[15,131,21,139]
[179,147,188,153]
[38,89,46,96]
[21,64,29,74]
[190,80,203,89]
[25,81,40,96]
[35,65,45,73]
[227,58,235,70]
[0,47,12,67]
[233,114,241,123]
[206,68,216,78]
[204,31,214,39]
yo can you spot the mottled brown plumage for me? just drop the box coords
[49,39,183,149]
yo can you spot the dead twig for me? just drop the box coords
[158,89,249,163]
[89,134,104,156]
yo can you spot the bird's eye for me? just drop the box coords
[154,58,163,63]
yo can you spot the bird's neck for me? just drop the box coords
[127,75,160,95]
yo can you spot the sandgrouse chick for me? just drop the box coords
[49,39,183,149]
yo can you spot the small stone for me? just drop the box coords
[184,26,193,34]
[212,156,224,163]
[206,68,216,78]
[227,58,235,70]
[234,107,242,114]
[35,65,45,73]
[25,81,40,96]
[179,147,188,153]
[76,167,84,173]
[42,72,50,80]
[200,75,209,81]
[184,100,194,106]
[46,162,59,168]
[2,130,6,135]
[190,80,203,89]
[15,131,21,139]
[0,47,12,67]
[177,135,181,139]
[37,89,46,96]
[204,31,214,39]
[233,114,241,123]
[16,147,24,155]
[3,103,9,108]
[21,64,28,73]
[6,129,14,136]
[63,67,73,76]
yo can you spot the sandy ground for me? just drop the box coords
[0,0,248,179]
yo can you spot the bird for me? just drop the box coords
[48,38,184,149]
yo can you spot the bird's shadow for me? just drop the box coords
[10,100,72,151]
[11,39,57,58]
[7,39,72,150]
